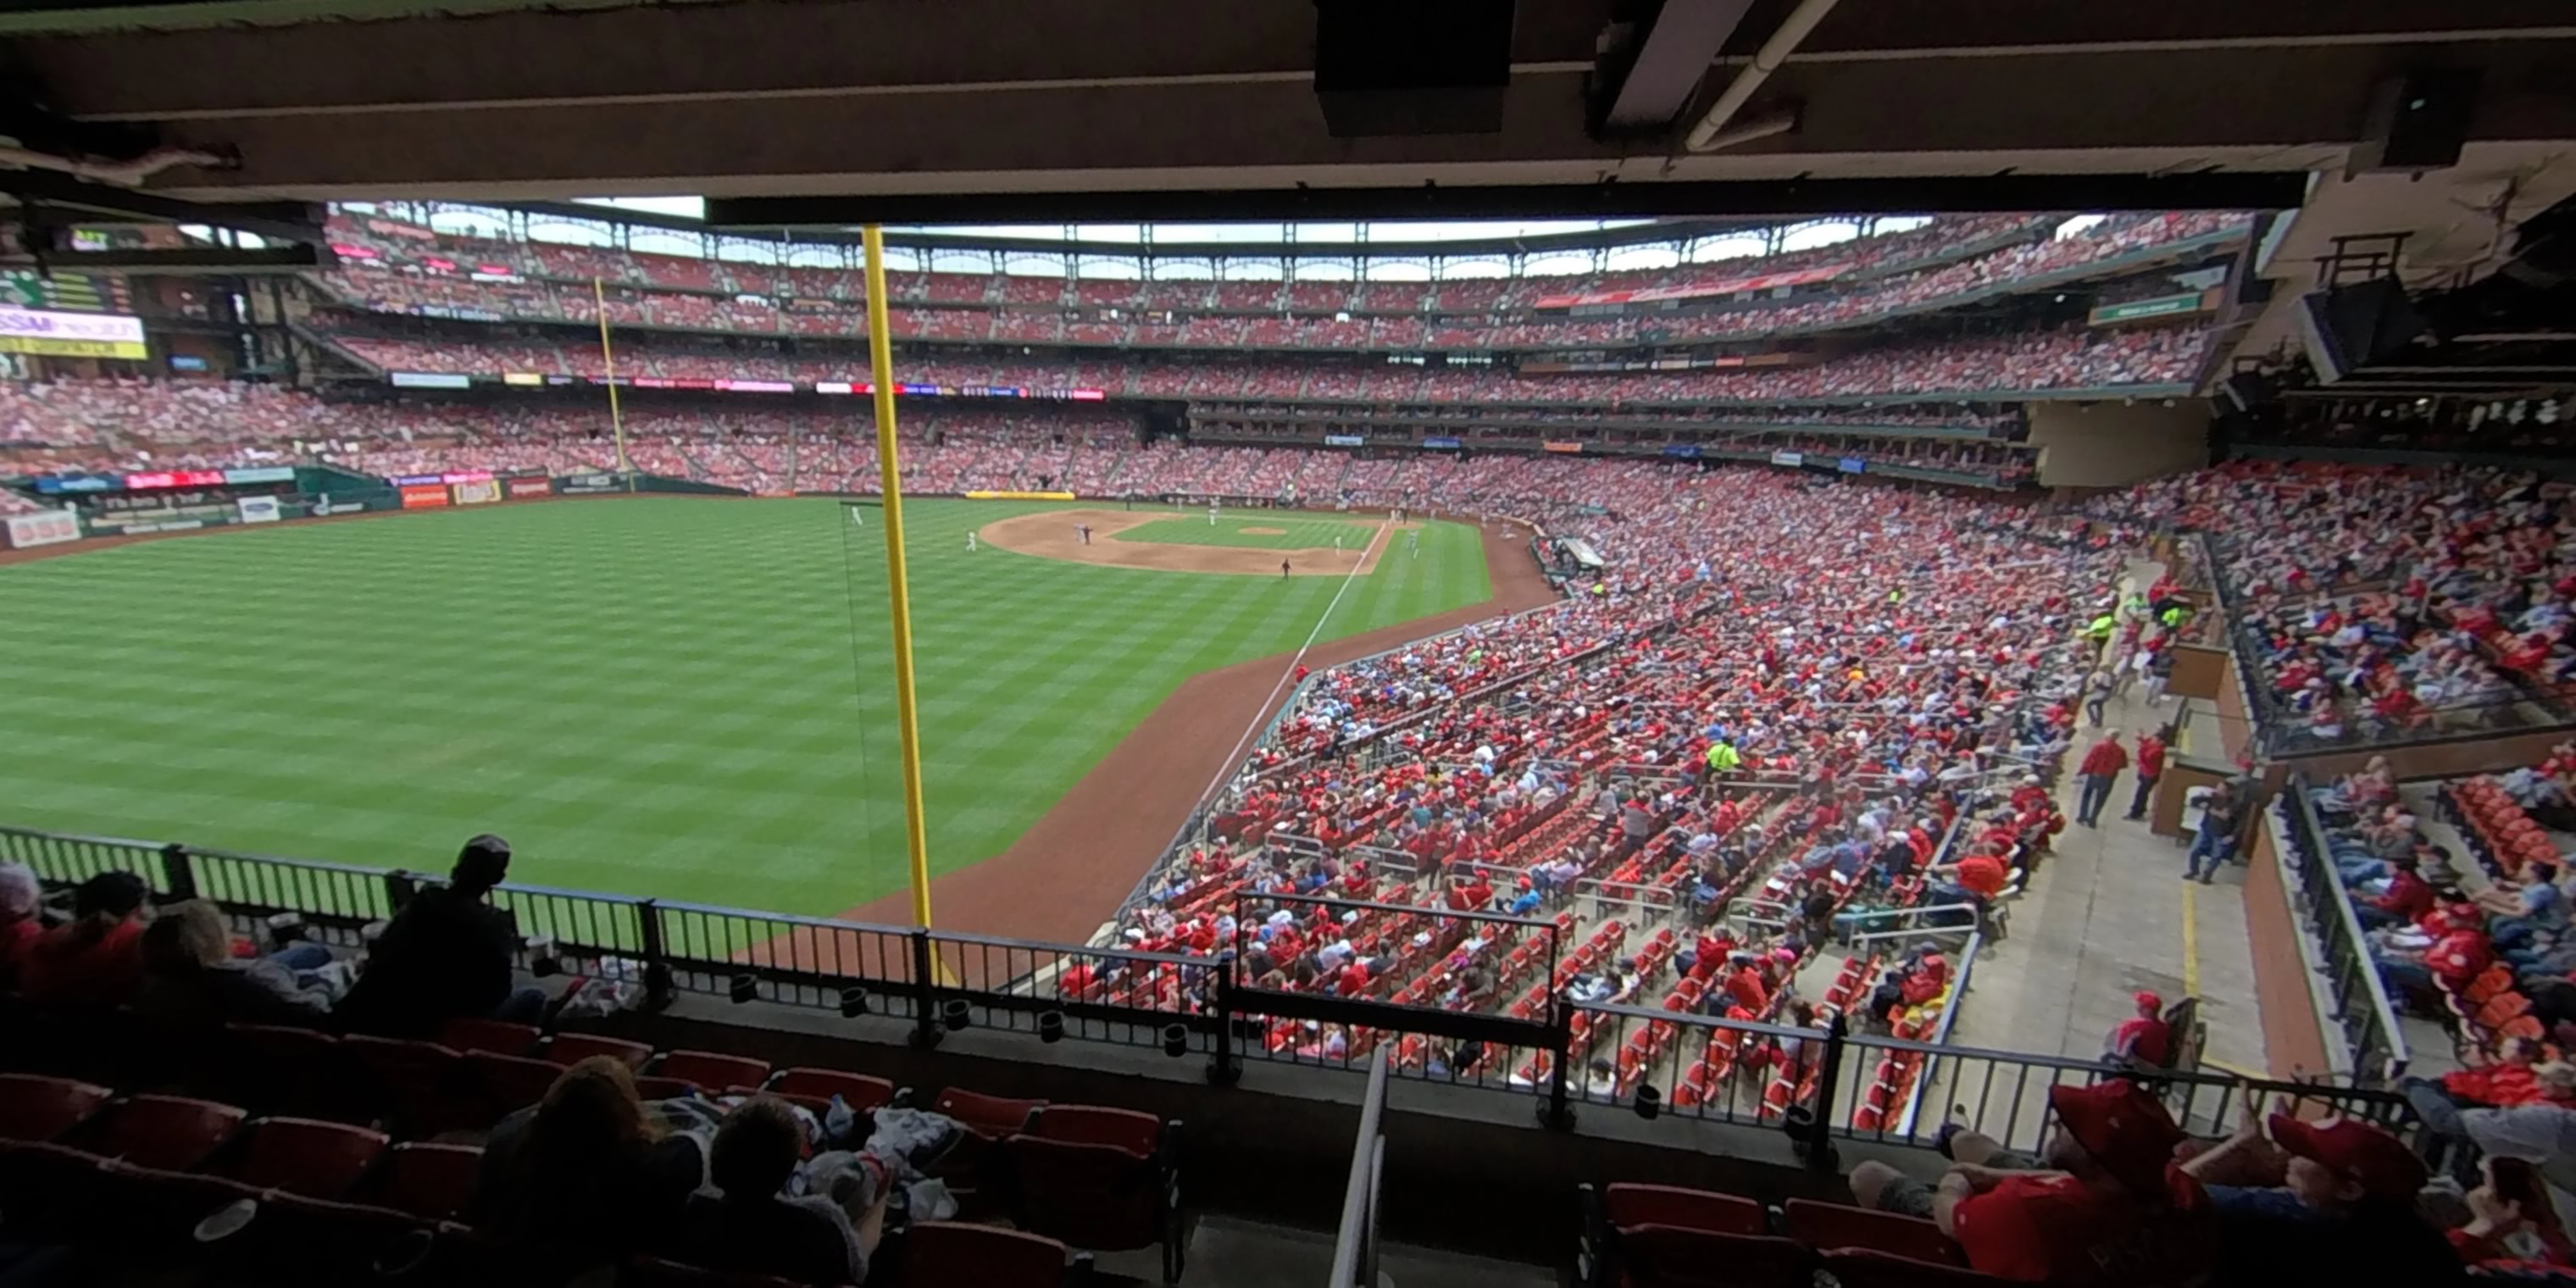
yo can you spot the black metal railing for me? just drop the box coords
[2270,775,2412,1085]
[0,820,2422,1159]
[1326,1050,1391,1288]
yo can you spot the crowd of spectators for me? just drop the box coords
[2086,462,2576,744]
[314,322,2210,404]
[317,212,2241,355]
[325,212,2057,317]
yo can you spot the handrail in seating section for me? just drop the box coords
[1326,1050,1392,1288]
[2272,774,2412,1085]
[0,819,2423,1162]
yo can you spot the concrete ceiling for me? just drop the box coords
[1,1,2571,215]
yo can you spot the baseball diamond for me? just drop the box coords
[0,495,1502,924]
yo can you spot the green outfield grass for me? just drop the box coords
[0,497,1491,916]
[1114,514,1385,551]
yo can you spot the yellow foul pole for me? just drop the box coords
[591,276,632,480]
[861,226,935,930]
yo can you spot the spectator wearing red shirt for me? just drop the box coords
[2104,991,2174,1069]
[2123,725,2172,822]
[22,871,150,1006]
[2355,855,2436,931]
[2075,731,2128,828]
[1848,1080,2215,1285]
[1723,953,1770,1014]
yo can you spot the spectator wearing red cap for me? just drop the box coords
[2178,1109,2457,1283]
[1847,1080,2214,1285]
[2449,1155,2576,1269]
[2104,991,2173,1069]
[2123,725,2170,822]
[2074,731,2127,828]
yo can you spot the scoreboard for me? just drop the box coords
[3,269,133,316]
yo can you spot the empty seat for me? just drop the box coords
[1818,1248,2012,1287]
[621,1256,806,1288]
[219,1024,365,1122]
[437,1018,541,1057]
[1783,1198,1966,1265]
[543,1033,653,1069]
[880,1221,1074,1288]
[1000,1132,1180,1282]
[343,1036,486,1137]
[230,1118,391,1200]
[368,1142,484,1222]
[653,1050,770,1093]
[1028,1105,1161,1155]
[1603,1182,1768,1237]
[469,1051,565,1113]
[65,1095,246,1171]
[0,1074,111,1143]
[935,1087,1043,1138]
[1618,1225,1812,1288]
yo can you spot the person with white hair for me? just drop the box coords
[0,862,42,991]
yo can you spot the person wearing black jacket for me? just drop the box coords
[338,834,545,1037]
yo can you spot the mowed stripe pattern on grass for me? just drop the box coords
[1112,514,1382,550]
[0,497,1491,916]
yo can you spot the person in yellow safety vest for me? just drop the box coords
[2160,604,2193,631]
[1592,582,1607,598]
[2123,591,2149,620]
[1888,588,1905,605]
[1706,741,1741,775]
[2087,613,2117,643]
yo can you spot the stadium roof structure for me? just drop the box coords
[2,0,2568,221]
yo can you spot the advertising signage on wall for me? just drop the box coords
[388,372,473,390]
[0,305,148,360]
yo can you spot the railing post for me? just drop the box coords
[383,870,419,918]
[1803,1013,1850,1171]
[1207,953,1241,1087]
[158,842,197,902]
[908,930,943,1050]
[634,898,675,1012]
[1540,998,1576,1131]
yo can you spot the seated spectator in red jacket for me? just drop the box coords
[22,871,149,1005]
[2105,991,2174,1068]
[0,863,41,992]
[1847,1080,2216,1285]
[2356,855,2437,931]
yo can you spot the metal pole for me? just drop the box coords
[591,276,631,478]
[861,225,935,930]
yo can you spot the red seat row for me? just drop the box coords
[1579,1181,2006,1287]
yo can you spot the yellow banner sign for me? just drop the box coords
[0,336,148,360]
[963,490,1077,501]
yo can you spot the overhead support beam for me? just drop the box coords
[0,169,324,244]
[706,172,2312,230]
[1588,0,1757,136]
[0,243,335,274]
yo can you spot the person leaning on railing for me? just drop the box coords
[337,833,549,1038]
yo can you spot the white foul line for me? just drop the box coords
[1185,519,1389,815]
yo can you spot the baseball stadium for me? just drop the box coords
[1,5,2573,1286]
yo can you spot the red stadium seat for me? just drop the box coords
[1618,1225,1812,1288]
[66,1095,246,1170]
[436,1018,541,1057]
[653,1050,771,1093]
[766,1068,897,1117]
[1818,1248,2013,1287]
[1029,1105,1161,1156]
[999,1133,1181,1280]
[880,1221,1074,1288]
[229,1117,391,1199]
[934,1087,1046,1139]
[219,1023,364,1122]
[541,1033,653,1069]
[1782,1198,1967,1265]
[0,1074,111,1143]
[1602,1183,1768,1236]
[469,1051,564,1114]
[343,1036,486,1137]
[366,1142,484,1222]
